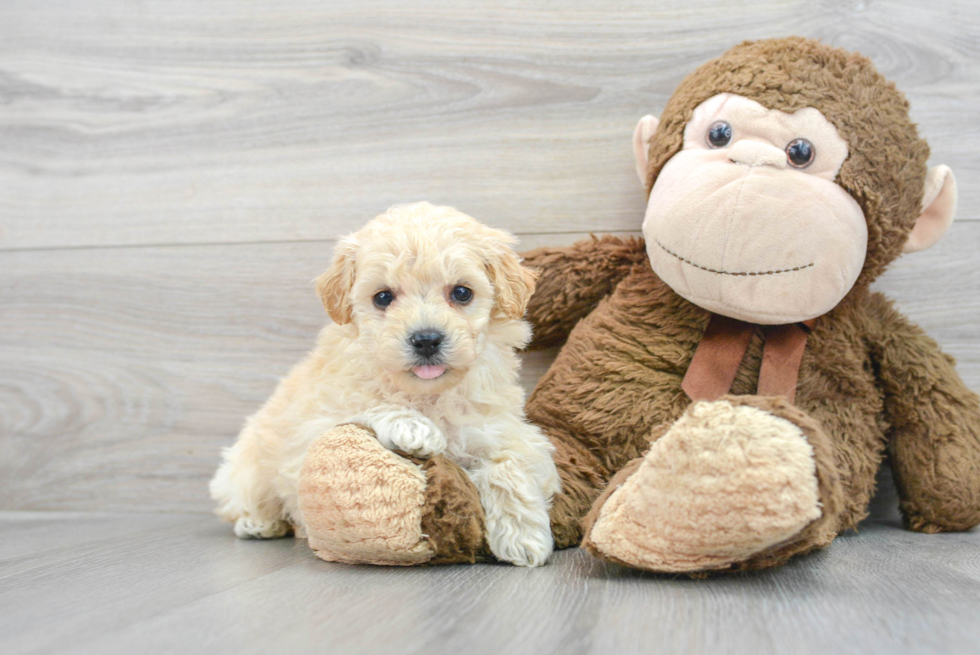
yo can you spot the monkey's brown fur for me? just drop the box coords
[412,455,492,563]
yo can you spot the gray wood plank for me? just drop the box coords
[0,0,977,251]
[2,226,978,512]
[0,511,978,655]
[0,511,196,561]
[0,513,311,655]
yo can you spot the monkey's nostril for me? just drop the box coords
[409,331,444,357]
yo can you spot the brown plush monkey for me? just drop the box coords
[298,37,980,573]
[521,36,978,572]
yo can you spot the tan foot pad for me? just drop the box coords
[587,400,822,572]
[298,424,434,566]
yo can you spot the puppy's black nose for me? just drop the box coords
[409,331,444,358]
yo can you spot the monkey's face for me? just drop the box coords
[641,93,867,324]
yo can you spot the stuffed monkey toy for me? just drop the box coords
[298,37,980,573]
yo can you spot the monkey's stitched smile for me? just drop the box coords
[654,238,814,277]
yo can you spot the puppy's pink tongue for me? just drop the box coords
[413,365,447,380]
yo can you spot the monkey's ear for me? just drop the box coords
[633,114,661,186]
[904,165,958,253]
[314,237,358,324]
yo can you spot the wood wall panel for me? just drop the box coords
[1,0,977,251]
[2,226,977,512]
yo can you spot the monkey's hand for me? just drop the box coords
[868,292,980,533]
[521,235,648,350]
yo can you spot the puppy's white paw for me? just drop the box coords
[487,514,554,567]
[375,414,447,458]
[233,517,292,539]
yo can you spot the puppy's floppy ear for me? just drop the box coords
[481,227,538,320]
[314,237,358,325]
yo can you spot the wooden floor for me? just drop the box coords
[3,502,980,655]
[2,1,980,653]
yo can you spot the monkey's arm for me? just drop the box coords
[867,292,980,532]
[521,235,648,350]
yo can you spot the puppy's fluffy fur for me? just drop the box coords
[209,202,560,566]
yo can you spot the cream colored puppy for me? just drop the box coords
[209,202,560,567]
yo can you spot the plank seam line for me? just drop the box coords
[0,230,647,254]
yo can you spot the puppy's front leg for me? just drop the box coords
[350,405,447,458]
[470,425,559,567]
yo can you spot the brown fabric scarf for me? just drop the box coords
[682,314,816,404]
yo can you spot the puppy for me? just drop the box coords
[209,202,560,566]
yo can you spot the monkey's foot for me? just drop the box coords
[298,424,489,566]
[582,396,841,573]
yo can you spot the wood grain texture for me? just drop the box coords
[1,510,979,655]
[2,225,978,513]
[0,0,978,251]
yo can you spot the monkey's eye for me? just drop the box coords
[373,290,394,309]
[786,138,816,168]
[707,121,733,148]
[450,285,473,304]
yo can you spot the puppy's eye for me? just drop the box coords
[707,121,732,148]
[373,290,394,309]
[450,285,473,304]
[786,138,816,168]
